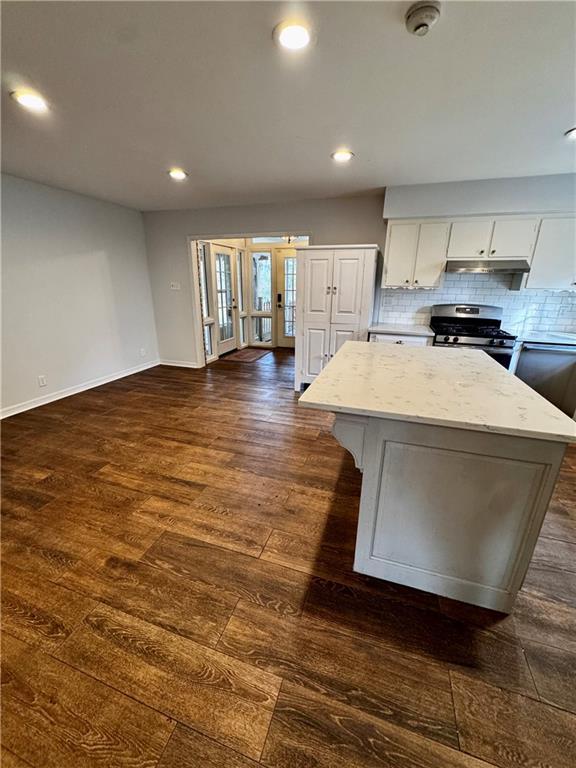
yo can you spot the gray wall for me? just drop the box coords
[384,174,576,219]
[2,175,159,415]
[143,193,387,365]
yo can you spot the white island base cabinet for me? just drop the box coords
[334,414,565,612]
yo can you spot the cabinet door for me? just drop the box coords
[331,249,365,324]
[447,220,493,259]
[302,324,330,379]
[302,251,333,324]
[413,223,449,287]
[489,219,539,258]
[383,223,418,287]
[329,327,356,359]
[526,218,576,291]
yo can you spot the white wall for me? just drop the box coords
[2,175,159,416]
[143,194,386,365]
[383,174,576,219]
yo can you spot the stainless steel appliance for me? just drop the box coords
[515,341,576,417]
[430,303,518,368]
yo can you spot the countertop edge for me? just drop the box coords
[298,397,576,444]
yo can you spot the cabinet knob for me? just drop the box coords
[404,279,410,284]
[414,279,419,284]
[479,250,485,255]
[491,249,496,254]
[326,286,331,294]
[395,340,404,344]
[332,286,337,295]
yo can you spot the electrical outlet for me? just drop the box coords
[139,347,146,357]
[38,375,47,388]
[170,281,181,291]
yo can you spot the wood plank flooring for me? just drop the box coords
[2,349,576,767]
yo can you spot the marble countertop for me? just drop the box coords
[518,331,576,346]
[299,342,576,443]
[369,323,434,337]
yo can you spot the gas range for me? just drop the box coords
[430,304,518,367]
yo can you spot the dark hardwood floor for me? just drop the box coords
[2,349,575,767]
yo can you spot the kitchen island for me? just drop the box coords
[299,341,576,612]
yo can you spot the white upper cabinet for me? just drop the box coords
[331,250,365,324]
[489,219,539,259]
[413,223,450,287]
[383,221,448,288]
[526,218,576,291]
[384,223,418,287]
[302,251,333,323]
[447,220,493,259]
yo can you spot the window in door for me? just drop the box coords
[253,316,272,342]
[283,257,297,337]
[215,252,234,341]
[252,251,272,311]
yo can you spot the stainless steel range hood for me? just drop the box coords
[446,259,531,274]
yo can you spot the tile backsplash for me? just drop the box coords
[378,273,576,334]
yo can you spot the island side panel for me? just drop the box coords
[333,415,566,612]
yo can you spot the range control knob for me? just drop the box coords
[453,336,459,343]
[489,338,495,346]
[443,335,450,343]
[498,339,505,346]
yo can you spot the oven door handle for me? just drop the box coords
[521,344,576,354]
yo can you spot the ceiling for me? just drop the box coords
[2,1,575,211]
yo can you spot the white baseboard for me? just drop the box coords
[159,359,205,369]
[1,360,161,419]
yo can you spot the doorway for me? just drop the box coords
[192,235,308,364]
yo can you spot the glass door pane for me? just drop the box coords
[252,251,272,311]
[283,257,296,337]
[215,252,234,341]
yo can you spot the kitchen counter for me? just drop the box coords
[368,323,434,337]
[300,341,576,443]
[299,341,574,612]
[518,331,576,345]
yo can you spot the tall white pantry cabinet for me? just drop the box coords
[295,244,378,390]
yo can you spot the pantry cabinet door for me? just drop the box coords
[302,251,333,324]
[413,222,450,287]
[489,219,539,258]
[383,223,418,287]
[329,326,356,359]
[447,220,493,259]
[331,249,365,324]
[302,324,330,379]
[526,218,576,291]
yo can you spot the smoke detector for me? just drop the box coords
[405,1,441,36]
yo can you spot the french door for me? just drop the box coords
[211,244,238,355]
[275,247,297,348]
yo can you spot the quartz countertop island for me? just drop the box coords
[299,341,574,612]
[299,341,576,443]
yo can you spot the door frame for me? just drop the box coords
[188,233,311,366]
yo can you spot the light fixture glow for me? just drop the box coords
[331,149,354,163]
[275,22,311,50]
[11,89,48,113]
[564,127,576,141]
[168,168,188,181]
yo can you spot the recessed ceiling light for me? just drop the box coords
[168,168,188,181]
[331,149,354,163]
[564,127,576,141]
[10,89,49,113]
[274,22,311,50]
